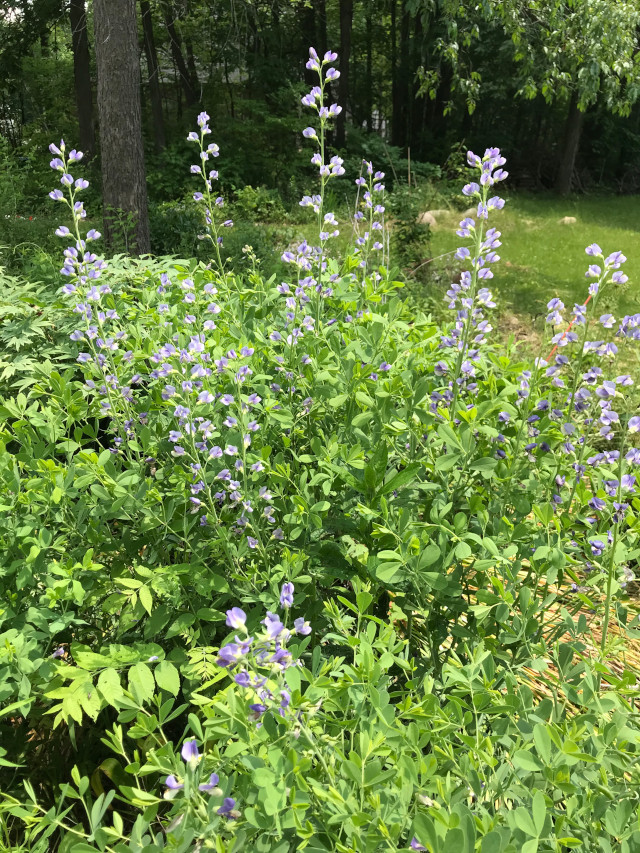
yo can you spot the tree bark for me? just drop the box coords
[391,0,397,141]
[336,0,353,147]
[316,0,328,61]
[69,0,95,157]
[301,2,316,86]
[140,0,166,152]
[409,9,424,155]
[556,90,585,195]
[94,0,150,254]
[162,2,198,106]
[365,7,372,131]
[185,35,200,98]
[392,0,410,148]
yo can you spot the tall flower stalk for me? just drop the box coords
[187,112,232,274]
[445,148,507,419]
[299,47,344,326]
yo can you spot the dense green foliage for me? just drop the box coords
[1,48,640,851]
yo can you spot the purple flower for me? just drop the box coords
[263,611,285,639]
[605,250,626,267]
[198,772,220,793]
[589,539,605,557]
[217,797,238,818]
[226,607,246,630]
[294,617,312,636]
[216,643,245,667]
[52,646,65,659]
[410,840,427,851]
[280,582,295,608]
[181,739,200,766]
[622,474,636,492]
[164,774,184,791]
[629,416,640,433]
[249,702,268,721]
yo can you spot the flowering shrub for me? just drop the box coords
[1,46,640,852]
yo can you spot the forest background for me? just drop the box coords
[2,0,640,304]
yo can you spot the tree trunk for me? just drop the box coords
[140,0,166,152]
[336,0,353,147]
[69,0,95,157]
[392,0,410,148]
[316,0,328,60]
[185,36,200,98]
[409,10,424,155]
[556,90,585,195]
[301,2,316,86]
[391,0,397,141]
[162,3,198,107]
[94,0,150,255]
[365,7,372,131]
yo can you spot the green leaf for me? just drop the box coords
[513,749,542,773]
[128,663,155,705]
[356,591,373,612]
[456,541,472,560]
[328,394,348,408]
[533,724,551,764]
[481,831,505,853]
[138,585,153,615]
[419,543,441,568]
[514,806,539,837]
[470,457,498,474]
[435,453,460,471]
[377,462,422,497]
[532,790,546,836]
[154,661,180,696]
[375,561,402,583]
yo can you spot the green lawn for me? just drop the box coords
[427,193,640,319]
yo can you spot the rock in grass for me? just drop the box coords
[417,209,449,226]
[417,211,437,227]
[559,216,577,224]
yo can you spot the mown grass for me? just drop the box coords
[425,192,640,319]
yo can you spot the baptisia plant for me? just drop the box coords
[530,246,639,654]
[216,583,311,727]
[4,39,636,853]
[438,147,507,418]
[160,585,312,828]
[47,48,384,601]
